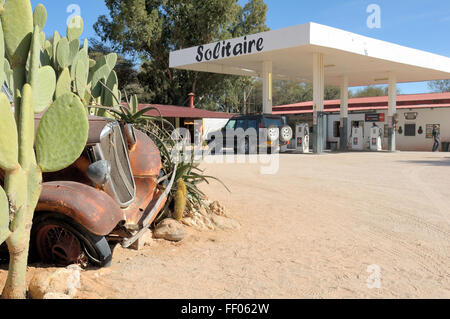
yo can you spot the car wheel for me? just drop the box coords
[31,214,112,268]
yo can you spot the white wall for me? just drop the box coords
[396,108,450,151]
[326,108,450,151]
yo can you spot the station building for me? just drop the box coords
[169,22,450,153]
[273,92,450,152]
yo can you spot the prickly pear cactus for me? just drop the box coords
[36,93,89,172]
[0,93,18,171]
[0,0,90,299]
[21,10,120,114]
[0,186,10,244]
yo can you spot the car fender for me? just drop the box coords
[35,181,125,236]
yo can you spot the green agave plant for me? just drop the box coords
[93,87,231,222]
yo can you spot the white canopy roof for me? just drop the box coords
[169,22,450,87]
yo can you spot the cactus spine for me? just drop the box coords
[0,1,89,299]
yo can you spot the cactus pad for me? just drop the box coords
[103,70,118,106]
[55,67,71,98]
[67,16,84,41]
[28,25,41,85]
[33,4,47,30]
[0,20,5,87]
[0,93,19,171]
[36,93,89,173]
[56,37,69,69]
[52,30,60,64]
[18,84,34,168]
[1,0,33,67]
[33,66,56,112]
[105,53,117,70]
[75,55,89,98]
[68,39,80,66]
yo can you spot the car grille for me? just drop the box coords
[95,121,136,207]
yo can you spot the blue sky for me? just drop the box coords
[31,0,450,94]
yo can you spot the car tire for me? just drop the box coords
[31,213,112,268]
[266,125,280,142]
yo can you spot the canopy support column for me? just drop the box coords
[340,75,349,151]
[388,72,397,152]
[313,53,325,154]
[262,61,273,114]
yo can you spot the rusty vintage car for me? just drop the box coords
[1,114,175,268]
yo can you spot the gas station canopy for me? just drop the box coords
[169,22,450,153]
[169,22,450,87]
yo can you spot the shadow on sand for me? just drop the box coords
[398,157,450,167]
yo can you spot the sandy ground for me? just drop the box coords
[1,151,449,298]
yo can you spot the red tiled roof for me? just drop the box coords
[273,92,450,115]
[137,104,234,119]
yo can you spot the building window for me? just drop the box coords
[404,124,416,137]
[333,121,340,138]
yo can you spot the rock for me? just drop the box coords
[131,228,153,250]
[209,201,226,216]
[29,265,81,299]
[198,206,210,217]
[211,215,240,230]
[181,210,216,231]
[153,218,186,242]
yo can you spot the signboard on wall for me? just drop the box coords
[365,113,385,122]
[404,112,418,120]
[426,124,440,139]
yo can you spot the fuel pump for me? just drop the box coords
[351,125,364,150]
[295,123,310,153]
[370,123,383,151]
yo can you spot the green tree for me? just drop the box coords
[428,80,450,92]
[350,85,389,98]
[95,0,268,109]
[272,81,340,106]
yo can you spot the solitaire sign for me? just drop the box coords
[196,36,264,62]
